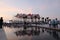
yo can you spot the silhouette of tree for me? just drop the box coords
[46,17,49,24]
[45,18,47,23]
[36,14,40,22]
[41,17,44,23]
[34,15,37,22]
[0,17,3,28]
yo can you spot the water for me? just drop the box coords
[3,25,60,40]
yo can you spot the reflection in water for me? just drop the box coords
[52,31,59,40]
[42,28,44,33]
[47,30,60,40]
[15,29,40,36]
[3,26,60,40]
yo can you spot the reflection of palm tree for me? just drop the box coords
[52,31,59,40]
[47,30,59,40]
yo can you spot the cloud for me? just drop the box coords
[39,5,48,11]
[17,8,32,14]
[0,1,32,20]
[39,0,60,11]
[52,1,60,8]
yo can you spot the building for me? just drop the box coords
[9,13,41,23]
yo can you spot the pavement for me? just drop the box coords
[0,28,7,40]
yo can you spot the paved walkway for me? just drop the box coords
[0,29,7,40]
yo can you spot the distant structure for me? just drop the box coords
[9,13,52,24]
[9,13,41,23]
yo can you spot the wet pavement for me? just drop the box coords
[3,24,60,40]
[0,29,7,40]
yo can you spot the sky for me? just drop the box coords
[0,0,60,21]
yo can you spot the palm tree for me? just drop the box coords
[31,16,33,22]
[34,15,38,31]
[46,17,49,24]
[55,18,57,20]
[34,15,37,22]
[37,15,40,22]
[41,17,44,23]
[36,14,40,22]
[27,14,33,22]
[23,14,27,22]
[22,14,27,30]
[45,18,46,22]
[46,17,49,20]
